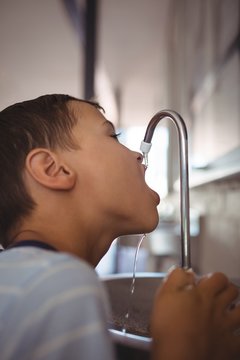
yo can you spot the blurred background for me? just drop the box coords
[0,0,239,277]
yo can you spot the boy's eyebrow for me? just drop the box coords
[103,119,116,131]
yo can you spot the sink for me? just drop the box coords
[102,272,240,360]
[102,272,165,359]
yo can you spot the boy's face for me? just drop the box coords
[66,101,160,237]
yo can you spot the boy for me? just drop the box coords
[0,94,240,360]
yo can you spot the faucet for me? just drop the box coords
[140,110,191,269]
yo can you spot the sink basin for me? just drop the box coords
[102,272,165,356]
[102,272,240,360]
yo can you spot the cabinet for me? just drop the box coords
[190,1,240,167]
[167,0,240,186]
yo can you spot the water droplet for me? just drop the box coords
[143,153,148,169]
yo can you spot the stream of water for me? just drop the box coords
[122,233,146,334]
[121,152,149,333]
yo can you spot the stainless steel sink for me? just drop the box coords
[102,272,240,360]
[102,272,165,355]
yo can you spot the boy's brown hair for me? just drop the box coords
[0,94,100,248]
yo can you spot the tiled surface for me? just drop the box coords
[185,179,240,277]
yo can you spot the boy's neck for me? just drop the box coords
[11,226,114,267]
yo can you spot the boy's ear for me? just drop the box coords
[25,148,76,190]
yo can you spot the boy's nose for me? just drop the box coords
[136,152,143,163]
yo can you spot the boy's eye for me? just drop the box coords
[110,132,121,140]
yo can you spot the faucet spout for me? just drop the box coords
[140,110,191,269]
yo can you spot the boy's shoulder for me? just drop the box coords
[0,246,102,296]
[0,245,109,323]
[0,247,114,360]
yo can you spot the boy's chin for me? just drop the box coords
[143,220,159,234]
[135,214,159,235]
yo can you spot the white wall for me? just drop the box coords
[97,0,171,127]
[0,0,83,110]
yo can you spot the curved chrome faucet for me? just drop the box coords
[140,110,191,269]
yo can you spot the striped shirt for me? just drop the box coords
[0,245,115,360]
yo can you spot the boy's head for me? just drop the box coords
[0,94,159,262]
[0,94,101,248]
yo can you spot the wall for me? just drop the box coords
[164,176,240,278]
[0,0,82,110]
[190,178,240,278]
[164,0,240,278]
[97,0,171,127]
[165,0,240,181]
